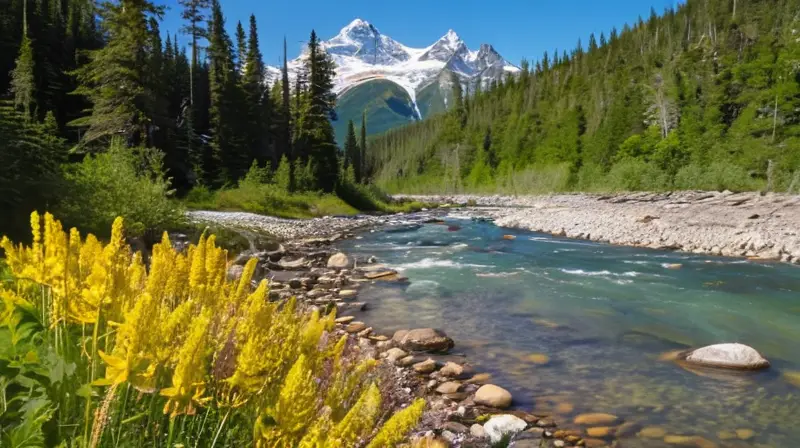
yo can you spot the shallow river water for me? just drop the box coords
[335,215,800,447]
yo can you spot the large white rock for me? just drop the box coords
[685,343,770,370]
[483,414,528,444]
[327,252,352,269]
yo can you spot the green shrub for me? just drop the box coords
[605,159,670,191]
[59,138,185,238]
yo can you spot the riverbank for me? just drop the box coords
[191,209,602,447]
[395,191,800,264]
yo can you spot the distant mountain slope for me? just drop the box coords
[268,19,518,140]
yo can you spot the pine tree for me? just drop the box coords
[70,0,164,147]
[278,37,292,163]
[178,0,210,105]
[207,0,246,184]
[235,20,246,73]
[343,120,359,173]
[296,30,338,192]
[10,0,35,120]
[242,14,271,165]
[359,111,367,183]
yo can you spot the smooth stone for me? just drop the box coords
[536,418,555,428]
[393,328,455,353]
[616,422,640,438]
[278,257,306,269]
[574,413,619,426]
[335,316,355,324]
[663,435,718,448]
[345,322,366,333]
[638,426,667,439]
[412,358,438,374]
[555,402,574,414]
[735,429,755,440]
[465,373,492,384]
[684,343,770,370]
[357,327,372,338]
[474,384,513,409]
[338,289,358,299]
[526,353,550,365]
[443,421,468,434]
[396,355,416,367]
[483,414,528,444]
[586,427,613,438]
[383,348,408,363]
[436,381,462,394]
[365,270,398,280]
[439,361,473,378]
[582,438,609,448]
[784,370,800,387]
[470,423,487,439]
[326,252,352,269]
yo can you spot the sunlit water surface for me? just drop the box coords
[335,216,800,447]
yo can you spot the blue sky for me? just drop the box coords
[156,0,681,67]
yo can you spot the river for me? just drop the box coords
[335,215,800,447]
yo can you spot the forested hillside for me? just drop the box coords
[368,0,800,194]
[0,0,382,239]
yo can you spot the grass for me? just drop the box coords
[184,179,429,218]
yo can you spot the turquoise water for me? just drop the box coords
[336,216,800,447]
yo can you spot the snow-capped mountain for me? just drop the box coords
[270,19,518,139]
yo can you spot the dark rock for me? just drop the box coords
[393,328,454,353]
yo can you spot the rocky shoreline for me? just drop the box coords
[191,209,615,447]
[395,191,800,265]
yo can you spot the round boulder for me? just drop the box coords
[393,328,454,353]
[327,252,353,269]
[483,414,527,444]
[474,384,513,409]
[684,343,770,370]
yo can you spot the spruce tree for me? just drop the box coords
[242,14,270,165]
[70,0,164,147]
[343,119,359,172]
[207,0,246,183]
[10,0,35,120]
[297,30,338,192]
[359,111,367,183]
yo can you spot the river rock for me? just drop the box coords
[345,322,367,333]
[474,384,513,409]
[393,328,455,353]
[684,343,770,370]
[439,361,473,378]
[574,413,619,426]
[443,421,469,434]
[412,358,438,374]
[436,381,462,394]
[338,289,358,299]
[383,348,408,363]
[483,414,528,444]
[278,257,306,269]
[326,252,352,269]
[470,423,487,439]
[334,316,355,324]
[663,435,718,448]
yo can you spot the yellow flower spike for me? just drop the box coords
[161,311,211,417]
[272,355,317,437]
[329,383,382,447]
[189,233,207,291]
[366,399,426,448]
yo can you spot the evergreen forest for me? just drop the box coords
[368,0,800,194]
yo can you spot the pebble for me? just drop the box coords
[573,413,619,426]
[470,423,487,439]
[383,348,408,363]
[412,358,438,374]
[435,381,462,394]
[334,316,355,324]
[345,322,366,333]
[474,384,513,409]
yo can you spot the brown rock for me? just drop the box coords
[465,373,492,384]
[582,438,609,448]
[663,435,718,448]
[638,426,667,439]
[334,316,355,324]
[396,355,416,367]
[383,347,408,363]
[345,322,367,333]
[574,413,619,426]
[436,381,462,394]
[474,384,513,409]
[394,328,454,353]
[443,421,469,433]
[586,427,613,438]
[735,429,755,440]
[412,358,438,374]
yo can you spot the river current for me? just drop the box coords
[335,215,800,447]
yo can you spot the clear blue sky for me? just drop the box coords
[156,0,681,67]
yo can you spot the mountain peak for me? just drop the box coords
[340,18,376,35]
[443,29,461,43]
[420,29,466,62]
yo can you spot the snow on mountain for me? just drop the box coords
[272,18,518,119]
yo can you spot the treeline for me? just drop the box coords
[1,0,375,239]
[368,0,800,194]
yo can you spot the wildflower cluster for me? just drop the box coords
[0,212,424,447]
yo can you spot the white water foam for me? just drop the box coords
[559,268,642,278]
[395,258,491,270]
[475,271,521,278]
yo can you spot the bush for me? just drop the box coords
[605,159,670,191]
[60,138,185,238]
[0,214,425,447]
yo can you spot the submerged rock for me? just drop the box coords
[393,328,454,353]
[574,413,619,426]
[483,414,528,444]
[684,343,770,370]
[474,384,513,409]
